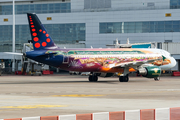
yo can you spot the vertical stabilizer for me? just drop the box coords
[27,13,56,50]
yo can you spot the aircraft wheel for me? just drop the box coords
[89,75,92,81]
[119,75,129,82]
[124,75,129,82]
[93,75,98,82]
[154,77,160,81]
[119,76,124,82]
[88,75,98,82]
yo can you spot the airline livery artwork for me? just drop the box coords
[44,48,172,74]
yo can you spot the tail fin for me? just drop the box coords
[27,13,56,50]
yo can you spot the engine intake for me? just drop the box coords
[138,66,161,78]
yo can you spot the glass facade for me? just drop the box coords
[0,23,85,52]
[0,5,12,15]
[44,24,85,44]
[0,25,13,52]
[170,0,180,9]
[100,21,180,34]
[84,0,111,9]
[0,3,71,15]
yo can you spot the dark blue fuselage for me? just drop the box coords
[26,50,63,67]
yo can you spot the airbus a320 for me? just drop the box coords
[8,13,177,82]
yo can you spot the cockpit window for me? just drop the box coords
[161,50,171,57]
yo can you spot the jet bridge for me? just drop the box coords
[20,42,47,75]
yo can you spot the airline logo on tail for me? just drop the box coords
[27,13,56,50]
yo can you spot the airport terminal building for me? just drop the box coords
[0,0,180,70]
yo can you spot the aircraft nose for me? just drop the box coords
[170,57,177,68]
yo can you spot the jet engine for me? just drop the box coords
[138,66,161,78]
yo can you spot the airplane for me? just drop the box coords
[7,13,177,82]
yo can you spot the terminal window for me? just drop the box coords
[170,0,180,9]
[100,20,180,34]
[0,3,71,15]
[0,23,85,52]
[84,0,111,9]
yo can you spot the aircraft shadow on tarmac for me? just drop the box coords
[0,80,122,84]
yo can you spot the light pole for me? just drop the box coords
[12,0,15,72]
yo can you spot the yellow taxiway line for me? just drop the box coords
[52,94,105,97]
[1,105,67,109]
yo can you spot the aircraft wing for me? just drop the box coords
[110,59,161,68]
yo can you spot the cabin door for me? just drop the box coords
[63,55,69,64]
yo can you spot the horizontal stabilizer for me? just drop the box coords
[4,52,23,56]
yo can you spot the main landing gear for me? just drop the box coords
[88,74,98,82]
[119,74,129,82]
[119,67,129,82]
[154,77,160,81]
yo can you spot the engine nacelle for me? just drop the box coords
[99,73,114,77]
[138,66,161,78]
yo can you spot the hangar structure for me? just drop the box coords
[0,0,180,71]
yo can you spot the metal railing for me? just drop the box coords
[1,67,12,74]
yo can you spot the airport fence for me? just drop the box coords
[1,107,180,120]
